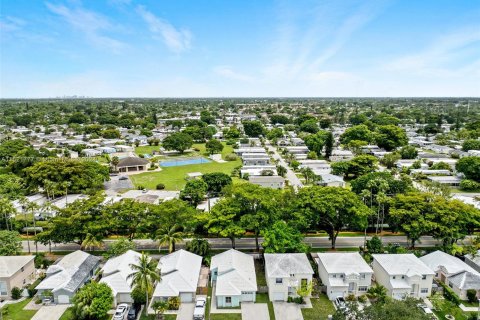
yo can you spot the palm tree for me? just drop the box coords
[81,233,104,252]
[157,225,183,253]
[0,197,16,231]
[128,253,160,311]
[111,156,120,172]
[151,300,168,320]
[367,285,388,303]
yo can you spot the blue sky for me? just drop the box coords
[1,0,479,98]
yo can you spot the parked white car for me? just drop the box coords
[193,297,206,320]
[113,303,129,320]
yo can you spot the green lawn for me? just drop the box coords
[0,298,38,320]
[59,307,73,320]
[130,143,241,190]
[430,293,476,320]
[135,145,162,156]
[255,260,267,287]
[302,295,336,320]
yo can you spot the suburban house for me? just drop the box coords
[99,250,142,306]
[372,254,434,300]
[36,250,101,304]
[264,253,314,302]
[315,173,345,187]
[117,157,150,173]
[315,252,373,300]
[151,250,202,305]
[420,251,480,300]
[210,249,257,308]
[249,176,285,189]
[0,256,35,299]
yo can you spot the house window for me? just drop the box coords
[392,276,396,279]
[360,274,366,279]
[358,287,368,292]
[21,267,24,272]
[276,278,283,284]
[401,275,405,279]
[333,274,337,278]
[226,297,232,303]
[420,288,428,294]
[422,275,427,280]
[340,274,344,278]
[0,282,7,296]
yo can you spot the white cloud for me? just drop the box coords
[136,5,192,53]
[213,66,253,82]
[45,2,126,53]
[385,27,480,77]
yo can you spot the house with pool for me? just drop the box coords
[210,249,257,308]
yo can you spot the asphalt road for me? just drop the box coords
[21,235,442,253]
[266,142,303,190]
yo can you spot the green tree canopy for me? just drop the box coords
[262,221,309,253]
[456,156,480,182]
[0,230,22,256]
[162,132,193,153]
[72,282,113,320]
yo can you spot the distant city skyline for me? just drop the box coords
[1,0,479,98]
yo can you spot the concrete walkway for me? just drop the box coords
[459,303,480,312]
[273,302,303,320]
[176,303,195,320]
[241,303,269,320]
[31,304,70,320]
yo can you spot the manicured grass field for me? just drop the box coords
[135,145,161,155]
[130,143,241,190]
[0,298,38,320]
[302,295,336,320]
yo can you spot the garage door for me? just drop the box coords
[57,295,70,304]
[272,292,284,301]
[242,292,254,302]
[180,292,193,303]
[330,292,344,300]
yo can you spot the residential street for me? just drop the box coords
[22,235,443,253]
[266,142,303,190]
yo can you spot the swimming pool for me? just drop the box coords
[160,157,211,167]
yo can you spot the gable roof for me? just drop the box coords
[316,252,373,275]
[210,249,257,296]
[153,250,202,297]
[373,254,434,276]
[419,250,478,275]
[0,256,34,278]
[100,250,142,295]
[36,250,100,293]
[264,253,314,278]
[448,271,480,290]
[117,157,149,167]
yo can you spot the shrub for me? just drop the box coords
[358,295,368,303]
[466,289,477,303]
[156,183,165,190]
[131,286,146,305]
[460,179,480,191]
[27,285,37,298]
[167,296,181,310]
[225,153,238,161]
[226,139,237,145]
[440,282,460,305]
[346,294,357,301]
[11,287,22,300]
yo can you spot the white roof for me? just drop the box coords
[36,250,100,293]
[153,250,202,297]
[210,249,257,296]
[448,271,480,290]
[0,256,34,278]
[100,250,142,295]
[264,253,313,278]
[373,254,434,277]
[419,250,478,276]
[316,252,373,275]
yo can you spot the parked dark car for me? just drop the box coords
[127,306,136,320]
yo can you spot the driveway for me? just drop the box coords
[273,302,303,320]
[176,302,195,320]
[31,304,70,320]
[104,175,133,193]
[266,143,303,190]
[241,303,269,320]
